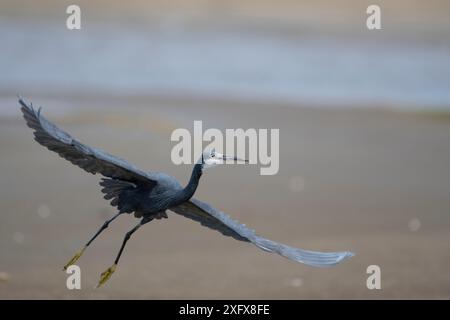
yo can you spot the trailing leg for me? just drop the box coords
[63,212,122,270]
[96,216,152,288]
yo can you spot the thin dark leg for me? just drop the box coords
[86,212,122,246]
[114,224,140,265]
[63,212,122,270]
[114,216,151,265]
[97,216,152,288]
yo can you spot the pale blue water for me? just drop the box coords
[1,21,450,110]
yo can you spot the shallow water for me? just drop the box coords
[2,20,450,110]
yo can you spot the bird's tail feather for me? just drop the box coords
[99,178,136,213]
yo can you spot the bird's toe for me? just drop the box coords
[96,264,117,288]
[63,246,86,271]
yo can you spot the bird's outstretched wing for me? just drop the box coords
[171,199,354,267]
[19,98,157,185]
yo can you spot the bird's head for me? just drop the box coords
[199,148,248,170]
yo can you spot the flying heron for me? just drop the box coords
[19,98,354,288]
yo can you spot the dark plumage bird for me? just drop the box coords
[19,98,353,287]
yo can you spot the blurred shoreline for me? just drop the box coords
[2,91,450,121]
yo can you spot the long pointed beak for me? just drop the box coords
[222,155,249,163]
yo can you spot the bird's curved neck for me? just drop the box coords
[176,163,203,203]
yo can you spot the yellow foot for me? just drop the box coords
[63,247,86,271]
[96,264,117,288]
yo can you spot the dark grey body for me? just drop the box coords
[102,165,202,220]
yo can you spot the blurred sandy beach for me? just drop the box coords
[1,0,450,299]
[1,94,450,299]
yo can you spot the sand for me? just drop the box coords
[0,94,450,299]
